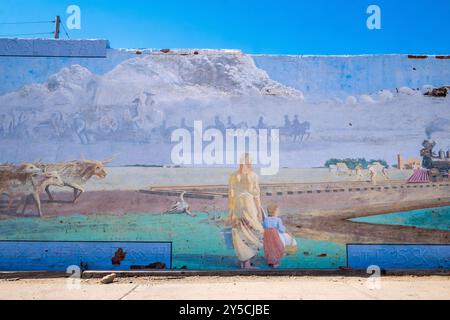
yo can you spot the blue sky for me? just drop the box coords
[0,0,449,54]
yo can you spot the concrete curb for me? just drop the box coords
[0,271,69,279]
[81,269,450,279]
[1,269,448,280]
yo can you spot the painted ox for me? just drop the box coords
[38,157,114,203]
[0,164,64,216]
[0,164,44,208]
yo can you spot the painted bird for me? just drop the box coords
[165,191,197,217]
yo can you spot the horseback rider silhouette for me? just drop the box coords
[292,115,300,127]
[256,116,268,130]
[283,115,292,129]
[214,115,226,132]
[227,116,236,130]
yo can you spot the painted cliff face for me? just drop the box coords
[0,49,449,270]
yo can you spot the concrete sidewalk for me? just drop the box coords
[0,276,449,300]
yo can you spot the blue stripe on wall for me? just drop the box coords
[347,244,450,270]
[0,241,172,271]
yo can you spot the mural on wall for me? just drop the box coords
[0,46,449,270]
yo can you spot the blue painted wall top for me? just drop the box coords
[0,38,109,57]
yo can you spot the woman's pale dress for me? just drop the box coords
[228,170,264,262]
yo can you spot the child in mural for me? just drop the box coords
[226,153,264,269]
[262,204,297,268]
[381,166,390,180]
[368,165,377,185]
[355,165,363,181]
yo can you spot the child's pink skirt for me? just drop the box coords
[264,228,285,266]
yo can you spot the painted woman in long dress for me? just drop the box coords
[226,153,264,269]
